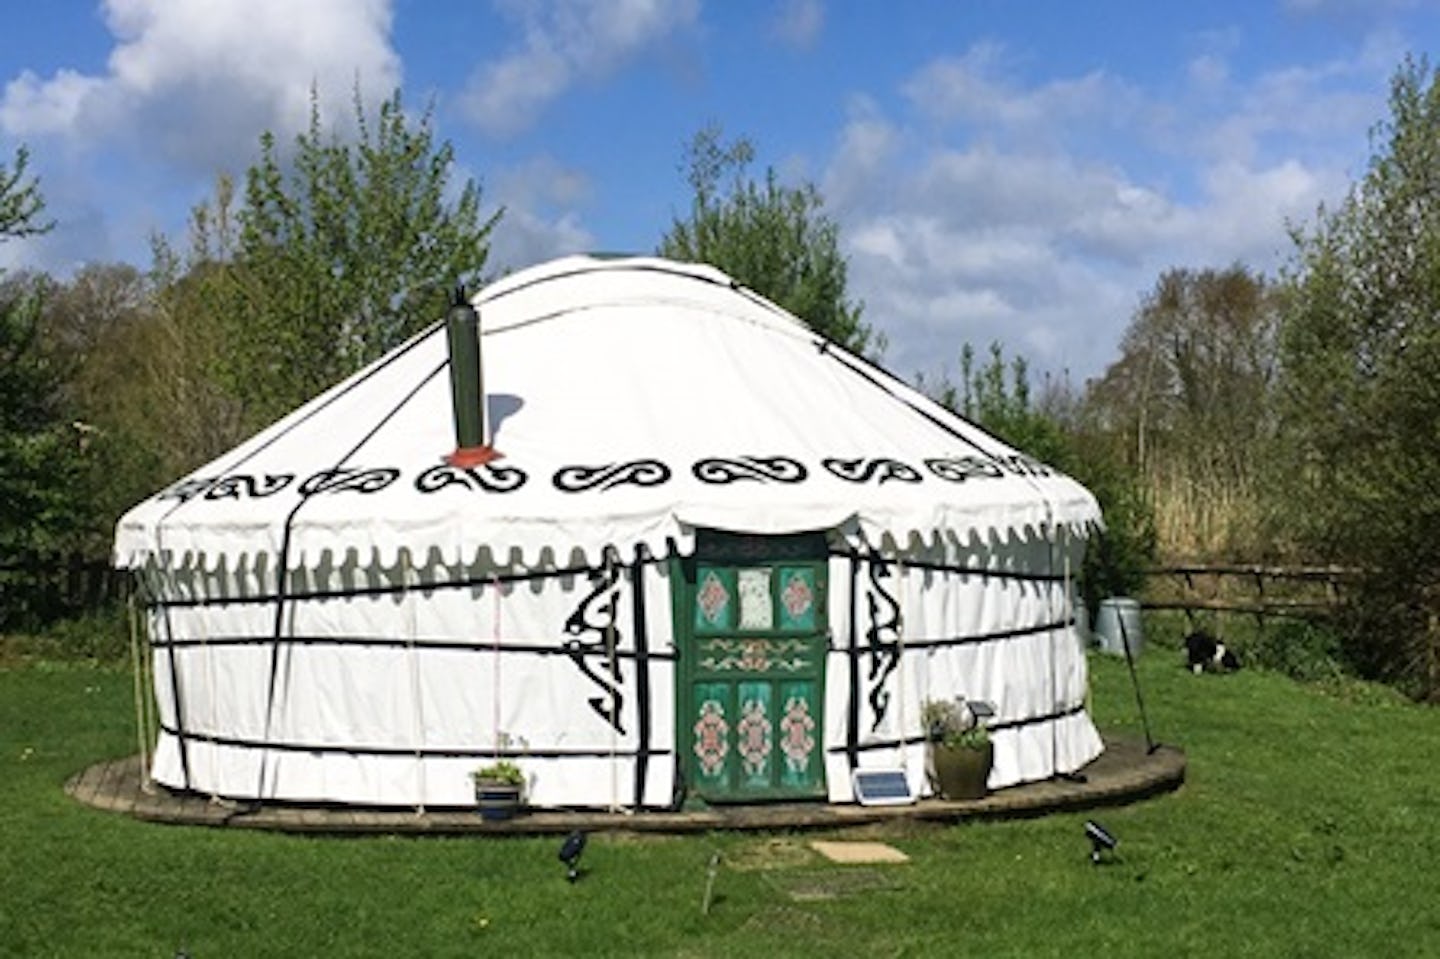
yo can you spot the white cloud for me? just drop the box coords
[825,41,1387,384]
[771,0,824,50]
[1188,159,1339,260]
[1187,54,1229,93]
[1,0,400,174]
[493,154,593,209]
[820,95,899,215]
[460,0,699,138]
[483,155,597,274]
[488,206,594,274]
[1,69,102,137]
[0,0,401,272]
[903,43,1143,143]
[1226,65,1375,148]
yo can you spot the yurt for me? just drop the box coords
[114,255,1104,810]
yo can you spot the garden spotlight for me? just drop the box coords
[1085,820,1117,864]
[559,829,587,882]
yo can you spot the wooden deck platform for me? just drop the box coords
[65,736,1184,835]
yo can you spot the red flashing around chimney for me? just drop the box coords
[444,445,503,468]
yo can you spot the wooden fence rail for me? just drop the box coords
[1140,563,1357,626]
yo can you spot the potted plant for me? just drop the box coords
[922,697,994,800]
[471,759,525,820]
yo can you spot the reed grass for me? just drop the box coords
[1146,462,1269,562]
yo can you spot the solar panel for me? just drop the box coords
[851,768,916,806]
[967,700,997,722]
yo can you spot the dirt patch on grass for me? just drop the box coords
[764,867,905,901]
[726,837,819,871]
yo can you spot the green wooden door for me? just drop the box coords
[677,532,827,803]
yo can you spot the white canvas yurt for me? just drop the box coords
[114,255,1104,810]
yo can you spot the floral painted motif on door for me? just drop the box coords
[691,698,729,782]
[679,532,827,802]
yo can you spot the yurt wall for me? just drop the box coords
[140,523,1097,810]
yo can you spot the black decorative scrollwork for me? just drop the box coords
[692,455,808,485]
[157,477,217,502]
[553,459,671,493]
[298,466,400,497]
[204,473,295,500]
[864,556,903,732]
[415,462,528,494]
[562,560,626,733]
[993,453,1055,477]
[924,456,1005,483]
[822,457,923,484]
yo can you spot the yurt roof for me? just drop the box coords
[114,255,1101,575]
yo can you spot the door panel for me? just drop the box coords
[694,567,736,634]
[734,680,774,791]
[777,680,820,791]
[690,681,733,794]
[678,533,828,803]
[777,566,818,631]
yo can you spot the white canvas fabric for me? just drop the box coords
[116,256,1097,578]
[117,255,1104,808]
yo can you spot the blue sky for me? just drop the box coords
[2,1,1437,383]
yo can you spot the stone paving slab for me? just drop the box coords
[809,840,910,864]
[64,736,1184,835]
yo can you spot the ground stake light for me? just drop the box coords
[1085,819,1117,864]
[559,829,587,882]
[701,851,721,915]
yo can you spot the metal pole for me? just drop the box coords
[1116,610,1158,754]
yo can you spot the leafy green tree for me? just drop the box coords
[144,183,261,465]
[924,343,1156,619]
[660,125,880,357]
[1084,266,1282,559]
[0,150,61,522]
[0,146,50,240]
[40,263,190,552]
[1088,266,1280,478]
[193,90,501,431]
[0,162,159,610]
[0,273,74,559]
[0,148,83,626]
[1276,56,1440,699]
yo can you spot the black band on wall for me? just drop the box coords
[845,553,861,770]
[631,551,652,808]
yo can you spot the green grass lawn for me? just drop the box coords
[3,644,1438,958]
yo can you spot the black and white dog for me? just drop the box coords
[1184,629,1240,674]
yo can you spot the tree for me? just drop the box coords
[191,90,501,432]
[0,149,57,466]
[1084,266,1282,559]
[659,125,880,357]
[0,146,51,240]
[0,147,80,626]
[0,272,73,556]
[924,343,1156,620]
[40,263,191,552]
[1088,266,1280,477]
[1276,56,1440,699]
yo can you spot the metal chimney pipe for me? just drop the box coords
[444,285,500,467]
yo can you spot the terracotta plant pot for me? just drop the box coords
[931,742,994,800]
